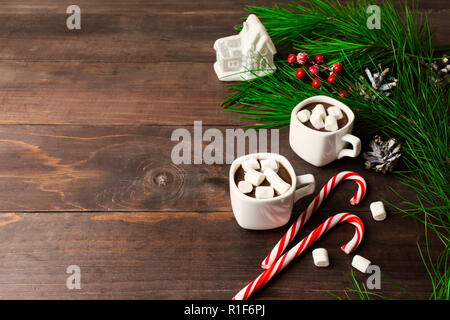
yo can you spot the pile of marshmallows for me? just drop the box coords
[313,201,387,274]
[237,158,289,199]
[297,104,343,131]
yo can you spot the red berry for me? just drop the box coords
[332,63,344,74]
[287,54,297,65]
[309,65,319,76]
[327,74,337,85]
[339,90,351,97]
[296,68,307,80]
[312,78,321,89]
[315,54,325,64]
[297,52,308,64]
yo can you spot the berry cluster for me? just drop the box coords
[287,52,345,93]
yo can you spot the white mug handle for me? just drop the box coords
[338,134,361,159]
[294,174,315,202]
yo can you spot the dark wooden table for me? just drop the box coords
[0,0,447,300]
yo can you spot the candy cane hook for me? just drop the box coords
[234,213,364,300]
[261,171,366,269]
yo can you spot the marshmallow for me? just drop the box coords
[241,158,260,172]
[370,201,387,221]
[324,115,339,132]
[260,158,279,173]
[312,104,326,120]
[264,168,291,195]
[244,169,266,186]
[255,186,274,199]
[327,106,344,120]
[297,109,311,123]
[312,248,330,267]
[309,112,325,130]
[237,180,253,194]
[352,255,371,274]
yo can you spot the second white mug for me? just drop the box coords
[289,95,361,167]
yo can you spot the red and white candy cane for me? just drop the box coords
[261,171,366,269]
[233,213,364,300]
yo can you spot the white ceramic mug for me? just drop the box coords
[229,153,315,230]
[289,95,361,167]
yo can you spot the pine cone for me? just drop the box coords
[416,53,449,85]
[430,54,449,85]
[363,136,401,174]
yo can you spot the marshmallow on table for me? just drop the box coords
[324,115,339,132]
[264,168,291,195]
[312,248,330,267]
[297,109,311,123]
[370,201,387,221]
[241,158,260,172]
[244,169,266,186]
[327,106,344,120]
[312,104,326,120]
[255,186,274,199]
[352,255,371,274]
[237,180,253,194]
[260,158,279,173]
[310,112,325,130]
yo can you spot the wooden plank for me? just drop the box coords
[0,2,447,126]
[0,0,277,14]
[0,1,279,63]
[0,0,447,14]
[0,124,417,212]
[0,61,238,125]
[0,12,243,63]
[0,210,439,299]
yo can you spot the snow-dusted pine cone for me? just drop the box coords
[363,136,401,174]
[358,64,398,100]
[414,53,449,85]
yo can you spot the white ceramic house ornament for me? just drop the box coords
[213,14,277,81]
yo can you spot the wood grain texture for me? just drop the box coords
[0,210,440,299]
[0,125,416,212]
[0,0,279,63]
[0,0,447,300]
[0,61,236,125]
[0,0,446,64]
